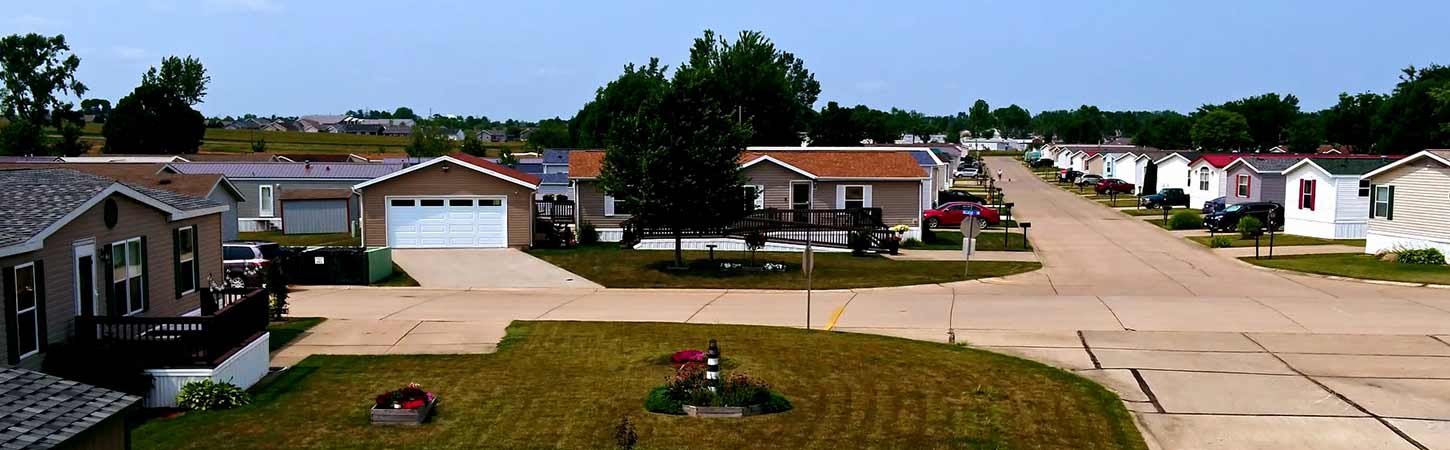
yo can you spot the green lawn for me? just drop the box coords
[1095,197,1138,208]
[1241,253,1450,285]
[1120,208,1191,217]
[530,244,1040,289]
[919,230,1033,251]
[1144,217,1203,230]
[237,231,360,247]
[268,317,325,352]
[1189,235,1365,248]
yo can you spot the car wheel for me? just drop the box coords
[925,217,940,229]
[978,218,989,229]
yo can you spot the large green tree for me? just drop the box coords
[991,105,1031,138]
[527,118,572,150]
[0,33,88,155]
[1191,109,1253,151]
[1373,65,1450,153]
[101,84,205,154]
[1200,93,1300,150]
[403,124,454,157]
[80,98,110,122]
[1285,112,1324,154]
[809,101,864,146]
[1322,92,1384,152]
[1061,105,1107,144]
[967,99,994,138]
[682,30,818,145]
[571,59,670,148]
[1134,112,1193,149]
[141,56,209,105]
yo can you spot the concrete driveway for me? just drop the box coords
[277,159,1450,450]
[391,248,602,289]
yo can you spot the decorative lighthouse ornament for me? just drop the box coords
[705,339,721,392]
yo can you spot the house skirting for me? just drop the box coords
[239,218,282,232]
[633,238,851,253]
[142,332,271,408]
[1285,218,1368,240]
[1365,230,1450,259]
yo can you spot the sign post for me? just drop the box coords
[960,208,983,276]
[1267,210,1277,260]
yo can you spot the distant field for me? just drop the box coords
[76,123,530,155]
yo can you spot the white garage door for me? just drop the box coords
[386,197,508,248]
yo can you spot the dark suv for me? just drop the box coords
[223,241,281,287]
[1140,188,1189,209]
[937,190,986,206]
[1203,202,1285,233]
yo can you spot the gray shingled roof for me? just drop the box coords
[167,162,405,179]
[0,168,220,248]
[540,172,569,185]
[542,149,572,165]
[1236,157,1302,173]
[908,149,939,166]
[0,367,138,449]
[1306,157,1399,175]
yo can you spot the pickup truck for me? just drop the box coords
[1139,188,1190,209]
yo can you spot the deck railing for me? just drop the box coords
[623,207,891,249]
[73,288,269,368]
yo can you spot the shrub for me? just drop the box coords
[1395,247,1446,265]
[743,231,768,252]
[848,231,874,256]
[1208,236,1234,248]
[580,222,599,245]
[176,379,250,411]
[1168,211,1199,230]
[901,238,923,249]
[1237,216,1263,238]
[41,343,154,396]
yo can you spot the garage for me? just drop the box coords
[386,197,507,248]
[353,154,540,249]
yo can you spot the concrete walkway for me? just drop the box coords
[275,158,1450,450]
[392,248,602,289]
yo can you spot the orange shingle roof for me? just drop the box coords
[568,150,925,179]
[450,153,542,185]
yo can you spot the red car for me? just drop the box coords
[1095,178,1134,194]
[923,201,1000,229]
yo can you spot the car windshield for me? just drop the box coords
[1224,204,1245,213]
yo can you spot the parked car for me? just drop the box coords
[1202,196,1227,214]
[1075,174,1103,187]
[1094,178,1135,194]
[922,201,1000,229]
[1030,158,1056,168]
[1139,188,1190,209]
[937,190,985,206]
[1058,169,1082,183]
[1202,202,1285,233]
[224,241,282,287]
[955,167,980,178]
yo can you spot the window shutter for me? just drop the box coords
[604,195,614,216]
[1309,180,1316,211]
[835,185,846,209]
[1297,181,1305,209]
[2,266,17,365]
[174,228,183,299]
[1387,186,1394,220]
[192,227,201,293]
[32,261,45,353]
[139,236,150,312]
[1369,185,1377,218]
[101,244,117,317]
[1246,176,1251,197]
[863,186,873,208]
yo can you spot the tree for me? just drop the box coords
[497,146,518,167]
[682,30,819,145]
[528,119,572,150]
[851,105,896,144]
[1061,105,1107,144]
[967,99,994,138]
[1031,110,1073,141]
[459,132,486,156]
[1373,65,1450,154]
[599,56,753,267]
[808,101,864,146]
[0,33,87,155]
[991,105,1031,138]
[1191,109,1253,151]
[572,59,670,148]
[392,106,417,120]
[1200,93,1300,150]
[141,56,209,105]
[1321,92,1383,152]
[1285,112,1324,154]
[1135,112,1193,149]
[404,124,453,157]
[80,98,111,122]
[102,84,205,154]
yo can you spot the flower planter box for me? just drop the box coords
[682,404,764,418]
[370,399,437,425]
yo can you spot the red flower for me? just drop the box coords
[401,399,426,409]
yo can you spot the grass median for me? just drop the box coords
[1240,253,1450,285]
[918,230,1033,251]
[1189,235,1365,248]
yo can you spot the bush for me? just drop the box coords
[176,379,251,411]
[644,364,791,415]
[580,222,599,245]
[1395,247,1446,265]
[1209,236,1234,248]
[1237,216,1263,238]
[41,343,154,396]
[1168,211,1200,230]
[901,238,923,249]
[848,231,873,256]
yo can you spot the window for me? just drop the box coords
[478,199,502,207]
[224,246,255,261]
[1298,179,1316,210]
[1198,168,1210,191]
[843,186,867,209]
[604,195,633,216]
[111,237,145,315]
[419,199,445,207]
[1236,175,1251,197]
[175,226,196,296]
[1358,180,1371,197]
[1373,185,1392,219]
[449,199,473,207]
[390,199,415,207]
[12,263,39,359]
[258,185,274,217]
[743,185,764,210]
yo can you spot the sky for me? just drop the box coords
[9,0,1450,120]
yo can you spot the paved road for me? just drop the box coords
[279,157,1450,450]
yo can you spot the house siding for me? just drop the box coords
[574,181,626,229]
[743,162,811,209]
[1155,158,1192,192]
[1365,161,1450,255]
[813,181,922,227]
[210,188,239,241]
[1187,161,1225,207]
[0,194,222,368]
[1086,158,1105,177]
[229,179,365,219]
[281,199,349,234]
[360,165,535,249]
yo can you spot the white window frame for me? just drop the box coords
[1236,174,1250,197]
[112,237,145,316]
[1373,185,1391,218]
[177,226,196,296]
[840,185,870,209]
[1299,179,1315,210]
[13,262,40,360]
[1198,167,1210,191]
[258,185,275,217]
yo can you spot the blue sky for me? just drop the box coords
[10,0,1450,119]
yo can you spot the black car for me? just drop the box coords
[1202,196,1227,214]
[1139,188,1190,209]
[937,190,985,206]
[1203,202,1285,233]
[1058,169,1082,183]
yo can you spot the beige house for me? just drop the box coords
[1360,149,1450,258]
[353,154,540,249]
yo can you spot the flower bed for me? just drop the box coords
[644,361,791,417]
[371,383,438,425]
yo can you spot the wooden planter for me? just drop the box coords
[682,404,764,418]
[370,399,437,425]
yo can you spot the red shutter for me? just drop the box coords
[1297,180,1305,209]
[1308,180,1316,211]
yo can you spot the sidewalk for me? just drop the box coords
[1214,244,1364,258]
[885,249,1040,262]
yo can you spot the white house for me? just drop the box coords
[1070,151,1093,172]
[1056,149,1077,169]
[1360,150,1450,257]
[1152,152,1200,194]
[1186,154,1240,207]
[1281,157,1400,239]
[1106,153,1139,191]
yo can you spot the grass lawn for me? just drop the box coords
[267,317,325,352]
[919,230,1033,251]
[531,244,1040,289]
[1144,217,1203,230]
[1241,253,1450,285]
[1120,208,1191,217]
[237,231,359,247]
[1188,235,1366,248]
[372,263,419,287]
[134,322,1144,450]
[1095,197,1138,208]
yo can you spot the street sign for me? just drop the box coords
[802,247,814,274]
